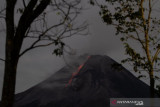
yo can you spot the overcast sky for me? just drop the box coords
[1,0,160,99]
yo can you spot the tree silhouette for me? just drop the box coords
[0,0,87,107]
[90,0,160,97]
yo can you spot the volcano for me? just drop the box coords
[14,55,151,107]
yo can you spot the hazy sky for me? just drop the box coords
[0,0,125,98]
[1,0,159,99]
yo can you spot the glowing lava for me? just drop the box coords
[65,56,90,87]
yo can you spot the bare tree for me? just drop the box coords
[0,0,87,107]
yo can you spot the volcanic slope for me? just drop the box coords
[14,55,151,107]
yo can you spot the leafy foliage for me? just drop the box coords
[53,39,65,56]
[90,0,160,95]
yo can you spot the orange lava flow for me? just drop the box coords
[65,56,90,87]
[65,64,84,87]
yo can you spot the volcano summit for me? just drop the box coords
[14,55,151,107]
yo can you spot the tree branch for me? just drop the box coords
[0,58,5,62]
[135,30,145,50]
[19,41,55,57]
[141,0,152,64]
[22,0,27,8]
[19,20,65,57]
[147,0,152,32]
[19,0,87,57]
[14,0,51,58]
[152,48,160,63]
